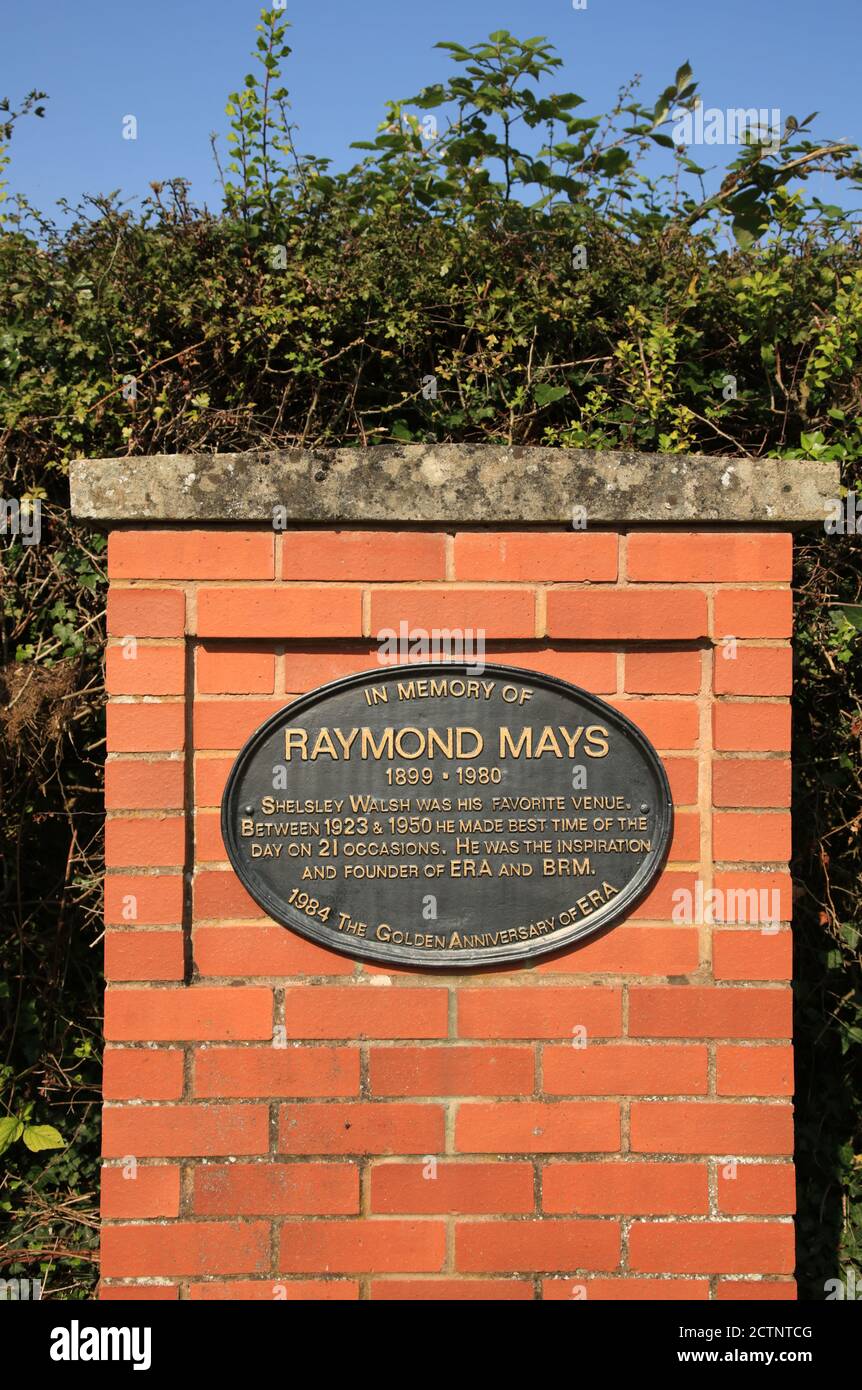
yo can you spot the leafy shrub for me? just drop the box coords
[1,8,859,1298]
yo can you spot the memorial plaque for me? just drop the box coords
[221,662,673,968]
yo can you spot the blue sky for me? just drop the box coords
[3,0,860,216]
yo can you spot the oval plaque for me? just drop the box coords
[221,662,673,968]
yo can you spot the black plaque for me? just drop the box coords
[220,663,673,968]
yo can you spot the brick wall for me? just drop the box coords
[99,526,795,1301]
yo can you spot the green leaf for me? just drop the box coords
[835,605,862,633]
[731,212,765,249]
[22,1124,65,1152]
[533,383,569,407]
[0,1118,24,1154]
[596,147,630,176]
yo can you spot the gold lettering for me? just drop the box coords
[499,727,532,758]
[585,725,610,758]
[361,728,395,760]
[333,727,359,758]
[534,726,564,758]
[455,728,483,758]
[310,728,340,760]
[284,729,308,759]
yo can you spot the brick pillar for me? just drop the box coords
[71,446,835,1302]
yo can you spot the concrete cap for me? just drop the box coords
[70,445,839,526]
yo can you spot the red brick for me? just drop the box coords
[454,532,618,582]
[279,1220,446,1274]
[197,644,276,694]
[105,817,185,869]
[629,987,792,1039]
[194,870,265,920]
[105,759,185,811]
[104,987,272,1042]
[543,1043,707,1096]
[195,757,233,806]
[716,1046,794,1096]
[102,1104,269,1157]
[279,1103,445,1156]
[456,1219,620,1273]
[718,1163,796,1215]
[712,872,793,923]
[483,650,620,695]
[194,699,288,750]
[101,1165,180,1218]
[109,530,274,580]
[713,812,791,863]
[100,1285,179,1301]
[196,813,227,863]
[107,589,185,638]
[190,1280,359,1300]
[101,1222,270,1278]
[629,1221,794,1274]
[194,1162,359,1216]
[456,1101,619,1154]
[630,871,697,921]
[547,590,707,641]
[193,925,353,979]
[668,813,701,863]
[107,702,185,753]
[102,1048,185,1101]
[543,1162,708,1214]
[457,987,621,1039]
[665,758,699,805]
[197,588,362,639]
[486,647,618,692]
[713,930,792,981]
[625,652,701,694]
[714,589,792,639]
[282,646,381,691]
[538,927,699,976]
[106,644,185,696]
[369,1046,534,1097]
[372,1161,534,1214]
[283,530,446,581]
[608,699,699,749]
[104,931,184,982]
[713,759,791,808]
[630,1102,793,1155]
[628,533,791,583]
[283,986,448,1040]
[105,874,183,926]
[714,646,792,696]
[371,588,536,640]
[543,1277,708,1300]
[371,1279,533,1300]
[715,1280,796,1300]
[194,1046,359,1099]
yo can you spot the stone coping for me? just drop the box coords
[69,445,838,525]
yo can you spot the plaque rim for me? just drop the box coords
[220,661,674,970]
